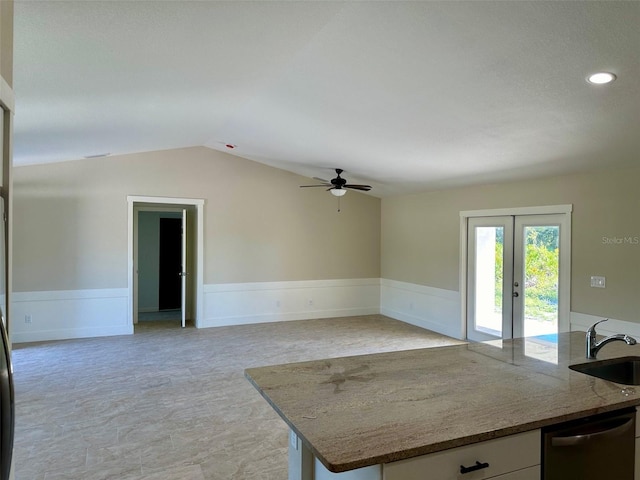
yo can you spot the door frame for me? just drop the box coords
[459,204,573,340]
[127,195,205,328]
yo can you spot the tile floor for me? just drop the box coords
[11,315,464,479]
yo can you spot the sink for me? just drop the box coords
[569,356,640,385]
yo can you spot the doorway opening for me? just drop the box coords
[460,205,572,342]
[137,211,184,327]
[127,196,205,331]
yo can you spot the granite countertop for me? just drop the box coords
[245,331,640,473]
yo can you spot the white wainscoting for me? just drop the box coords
[11,288,131,343]
[200,278,380,328]
[570,312,640,338]
[380,279,463,340]
[14,282,630,344]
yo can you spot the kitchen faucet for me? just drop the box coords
[586,318,637,359]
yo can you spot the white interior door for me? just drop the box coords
[467,214,569,341]
[180,208,187,328]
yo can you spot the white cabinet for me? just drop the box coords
[489,467,540,480]
[290,429,541,480]
[315,459,381,480]
[289,431,383,480]
[383,430,540,480]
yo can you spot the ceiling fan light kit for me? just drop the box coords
[330,188,347,197]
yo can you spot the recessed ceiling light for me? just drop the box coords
[84,153,111,159]
[587,72,616,85]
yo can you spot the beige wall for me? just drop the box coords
[12,147,381,292]
[0,0,12,88]
[381,166,640,323]
[14,144,639,324]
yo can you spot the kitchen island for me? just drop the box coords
[245,331,640,478]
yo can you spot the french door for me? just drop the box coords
[466,214,569,342]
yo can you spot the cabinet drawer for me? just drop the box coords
[383,430,540,480]
[492,466,540,480]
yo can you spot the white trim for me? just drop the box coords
[128,195,205,207]
[0,75,14,113]
[570,312,640,338]
[380,279,462,339]
[127,195,205,328]
[12,288,128,301]
[11,288,131,343]
[460,205,573,341]
[204,278,380,293]
[15,285,633,344]
[201,278,380,328]
[459,215,468,342]
[460,204,573,218]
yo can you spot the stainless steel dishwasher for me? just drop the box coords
[542,407,636,480]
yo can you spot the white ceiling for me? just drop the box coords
[13,1,640,197]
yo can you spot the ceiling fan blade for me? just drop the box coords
[344,184,372,191]
[300,184,331,188]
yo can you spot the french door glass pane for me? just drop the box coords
[474,226,504,337]
[522,226,559,338]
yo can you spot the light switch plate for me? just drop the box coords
[590,276,606,288]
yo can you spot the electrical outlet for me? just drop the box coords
[590,276,606,288]
[25,314,32,324]
[307,299,313,307]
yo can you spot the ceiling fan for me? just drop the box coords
[300,169,372,197]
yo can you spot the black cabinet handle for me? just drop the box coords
[460,461,489,474]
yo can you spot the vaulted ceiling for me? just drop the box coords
[13,1,640,196]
